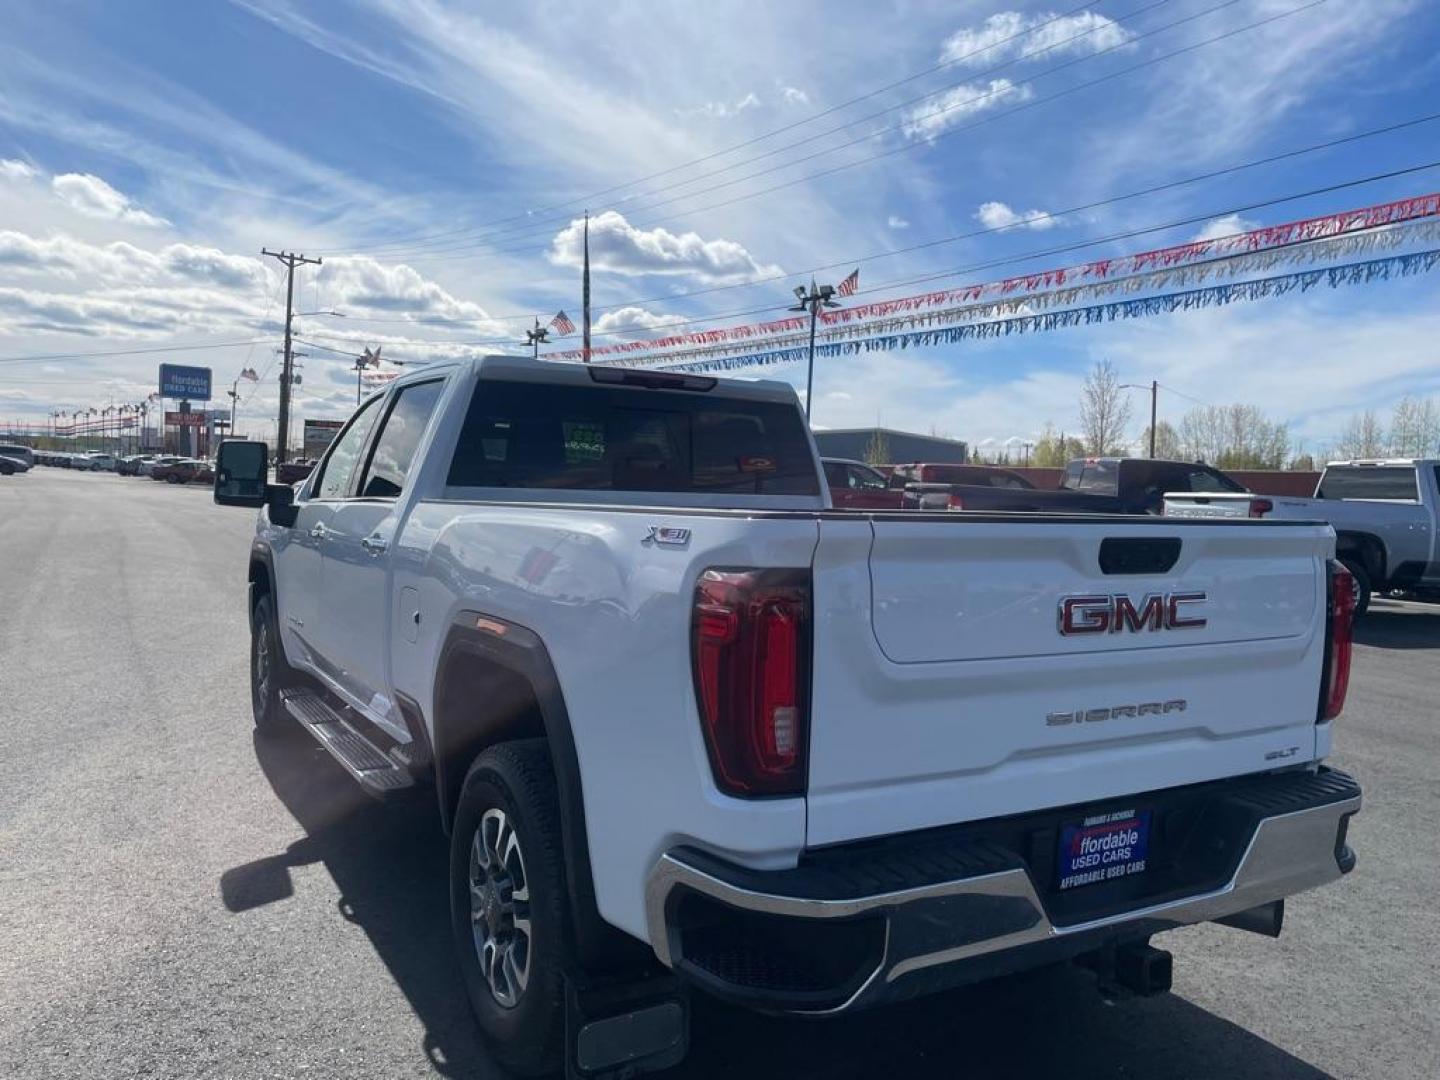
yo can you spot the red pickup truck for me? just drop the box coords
[821,457,905,509]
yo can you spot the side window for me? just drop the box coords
[822,461,846,487]
[357,380,445,499]
[850,465,887,490]
[312,396,383,500]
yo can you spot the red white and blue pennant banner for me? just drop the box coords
[617,219,1440,369]
[543,192,1440,364]
[651,249,1440,375]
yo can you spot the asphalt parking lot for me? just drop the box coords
[1,468,1437,1079]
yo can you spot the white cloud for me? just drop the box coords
[941,11,1133,65]
[779,85,809,106]
[677,92,762,120]
[0,159,39,182]
[1190,214,1260,243]
[974,201,1058,231]
[902,79,1032,141]
[315,255,499,326]
[592,305,686,335]
[887,215,910,230]
[548,210,782,283]
[0,230,266,288]
[50,173,168,227]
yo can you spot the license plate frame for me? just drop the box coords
[1056,808,1151,891]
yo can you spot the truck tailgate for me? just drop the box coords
[805,516,1333,847]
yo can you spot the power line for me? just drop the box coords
[0,338,272,366]
[363,0,1317,262]
[327,0,1133,255]
[293,165,1440,365]
[346,0,1182,257]
[282,122,1440,342]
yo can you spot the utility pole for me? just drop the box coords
[581,211,592,363]
[1122,380,1161,457]
[524,318,550,360]
[262,249,322,463]
[1148,379,1158,458]
[788,280,840,422]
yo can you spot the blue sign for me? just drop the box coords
[158,363,212,401]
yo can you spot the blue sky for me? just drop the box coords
[1,0,1438,453]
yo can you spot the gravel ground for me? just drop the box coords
[1,468,1435,1079]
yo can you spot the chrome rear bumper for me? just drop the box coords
[645,769,1360,1014]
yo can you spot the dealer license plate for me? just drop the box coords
[1057,809,1151,890]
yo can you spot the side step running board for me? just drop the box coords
[281,689,416,795]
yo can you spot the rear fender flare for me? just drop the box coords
[432,612,632,969]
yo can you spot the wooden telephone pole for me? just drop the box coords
[262,249,322,463]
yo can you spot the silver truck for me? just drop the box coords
[1165,458,1440,612]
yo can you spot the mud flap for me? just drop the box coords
[565,970,689,1079]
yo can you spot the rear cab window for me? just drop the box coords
[1317,466,1419,501]
[447,378,820,497]
[1063,460,1119,494]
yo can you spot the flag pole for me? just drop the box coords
[582,210,592,363]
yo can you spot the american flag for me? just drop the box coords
[836,268,860,297]
[550,310,576,336]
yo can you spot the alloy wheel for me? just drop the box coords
[468,807,532,1009]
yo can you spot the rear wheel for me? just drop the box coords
[250,593,293,731]
[450,740,569,1077]
[1340,558,1372,617]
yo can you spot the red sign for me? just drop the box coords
[165,411,209,427]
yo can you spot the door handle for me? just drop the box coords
[309,523,328,539]
[361,534,388,555]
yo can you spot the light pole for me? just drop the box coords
[788,280,841,422]
[524,319,550,360]
[1122,381,1160,458]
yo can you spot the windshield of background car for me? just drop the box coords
[1317,466,1419,500]
[448,379,820,495]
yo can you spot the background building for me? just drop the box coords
[811,427,968,464]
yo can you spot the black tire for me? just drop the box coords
[1340,558,1372,617]
[450,740,569,1077]
[250,593,293,731]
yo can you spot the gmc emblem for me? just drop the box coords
[1058,592,1207,635]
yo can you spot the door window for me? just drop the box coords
[357,380,445,498]
[311,396,383,500]
[847,464,888,490]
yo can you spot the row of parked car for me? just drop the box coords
[820,455,1248,513]
[17,447,216,483]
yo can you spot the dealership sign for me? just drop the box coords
[158,363,212,401]
[164,411,211,427]
[303,418,344,459]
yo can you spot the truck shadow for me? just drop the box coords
[1355,601,1440,650]
[221,729,1334,1080]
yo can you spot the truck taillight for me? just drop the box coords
[1248,498,1274,518]
[692,569,810,797]
[947,493,966,510]
[1321,559,1355,721]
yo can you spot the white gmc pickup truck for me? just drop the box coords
[214,355,1361,1078]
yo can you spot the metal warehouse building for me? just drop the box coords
[811,427,968,464]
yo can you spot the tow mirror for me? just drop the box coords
[214,440,268,507]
